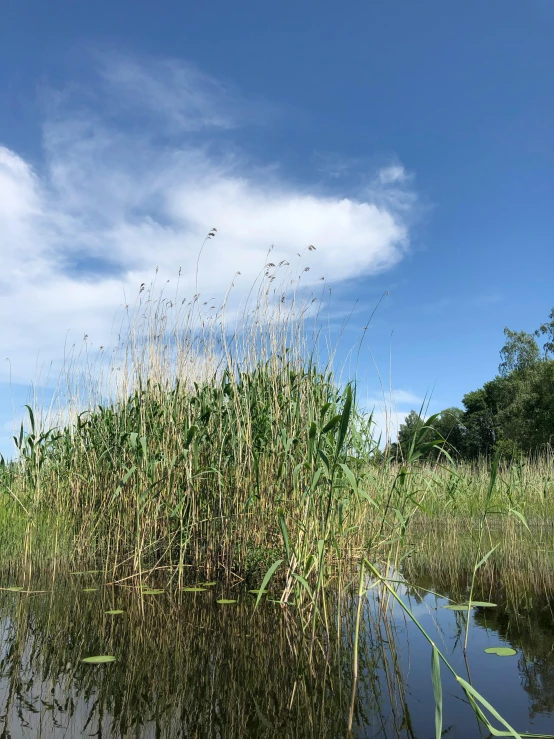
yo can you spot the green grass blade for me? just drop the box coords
[254,559,283,611]
[431,645,442,739]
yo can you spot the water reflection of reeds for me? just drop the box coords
[0,574,414,738]
[2,567,554,738]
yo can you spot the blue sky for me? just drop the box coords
[1,0,553,452]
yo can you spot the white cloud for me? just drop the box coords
[389,389,424,406]
[361,388,429,445]
[378,164,408,185]
[0,52,416,392]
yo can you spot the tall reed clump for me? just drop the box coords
[0,260,409,584]
[2,255,552,737]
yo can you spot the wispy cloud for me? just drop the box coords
[361,387,433,444]
[378,164,409,185]
[0,51,416,389]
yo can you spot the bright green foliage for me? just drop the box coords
[535,308,554,358]
[499,328,541,377]
[396,308,554,460]
[397,411,426,458]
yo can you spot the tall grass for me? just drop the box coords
[1,256,553,737]
[0,262,394,583]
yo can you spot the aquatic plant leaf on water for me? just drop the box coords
[200,582,216,586]
[141,589,164,595]
[3,586,24,591]
[82,655,116,664]
[484,647,517,656]
[248,589,269,595]
[104,609,124,615]
[182,587,206,592]
[82,588,98,593]
[217,598,237,604]
[470,601,497,608]
[443,601,496,611]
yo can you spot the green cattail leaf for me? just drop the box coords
[337,384,353,455]
[254,559,283,611]
[321,414,341,434]
[474,545,499,572]
[456,676,523,738]
[431,646,442,739]
[279,510,291,564]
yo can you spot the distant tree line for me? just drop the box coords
[390,308,554,461]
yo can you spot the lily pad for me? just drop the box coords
[200,582,216,587]
[217,598,237,604]
[469,601,497,608]
[4,586,24,592]
[249,589,269,595]
[443,604,474,611]
[182,587,206,593]
[141,589,164,595]
[105,609,124,615]
[82,655,116,664]
[82,588,98,593]
[485,647,517,657]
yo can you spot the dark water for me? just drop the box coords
[0,571,553,738]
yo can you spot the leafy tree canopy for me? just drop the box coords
[392,307,554,461]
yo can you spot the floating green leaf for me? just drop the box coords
[217,598,237,604]
[141,589,164,595]
[469,601,497,608]
[4,586,23,592]
[200,582,216,586]
[82,588,98,593]
[249,589,269,595]
[443,601,496,610]
[182,587,206,593]
[484,647,517,656]
[82,655,116,664]
[105,609,124,615]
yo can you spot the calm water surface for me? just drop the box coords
[0,571,553,738]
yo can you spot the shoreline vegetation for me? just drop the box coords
[1,257,553,737]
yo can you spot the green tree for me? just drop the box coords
[429,407,466,458]
[535,308,554,358]
[460,387,498,458]
[397,410,426,458]
[498,328,540,377]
